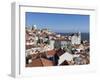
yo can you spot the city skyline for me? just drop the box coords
[26,12,90,33]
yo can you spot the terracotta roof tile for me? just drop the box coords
[26,58,54,67]
[47,50,56,56]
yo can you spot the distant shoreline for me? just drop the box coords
[56,32,90,41]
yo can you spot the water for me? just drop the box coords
[56,32,89,41]
[81,33,89,41]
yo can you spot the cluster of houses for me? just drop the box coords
[25,25,90,67]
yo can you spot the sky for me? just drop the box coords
[25,12,89,33]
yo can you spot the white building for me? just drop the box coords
[49,40,55,50]
[58,51,74,65]
[33,25,37,29]
[54,40,68,49]
[71,32,81,45]
[34,36,38,45]
[56,34,61,37]
[60,40,68,49]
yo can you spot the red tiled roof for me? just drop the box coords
[47,50,56,56]
[26,58,54,67]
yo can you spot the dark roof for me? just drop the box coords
[26,58,54,67]
[56,48,65,56]
[60,60,69,65]
[26,45,35,49]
